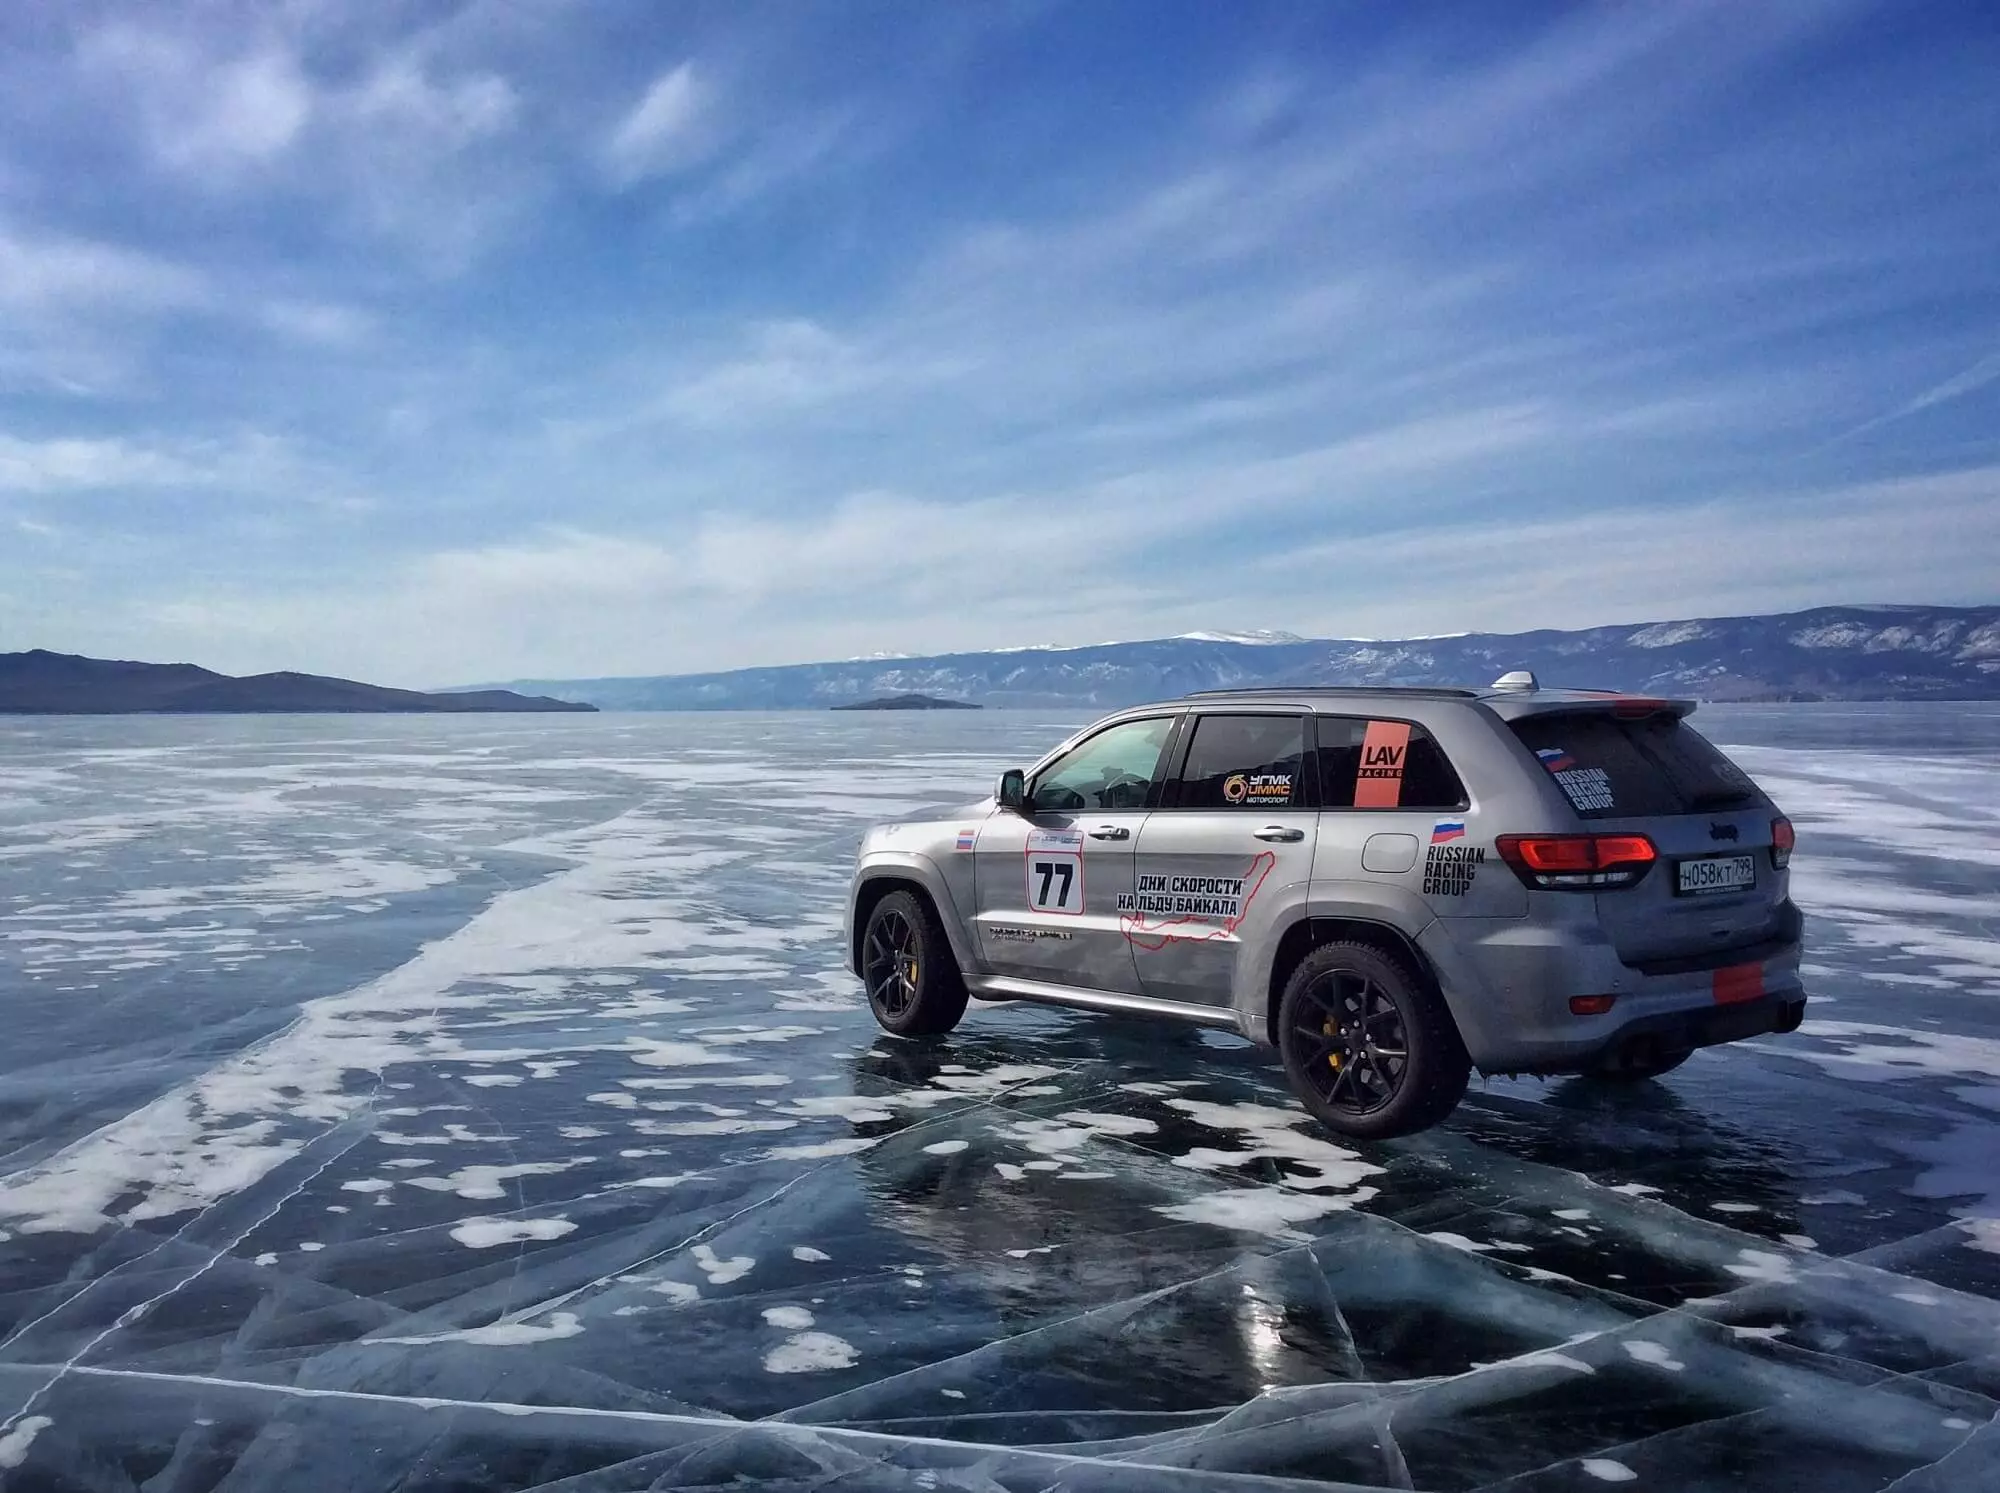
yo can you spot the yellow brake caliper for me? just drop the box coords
[1323,1018,1341,1070]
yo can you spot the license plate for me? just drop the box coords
[1676,854,1755,896]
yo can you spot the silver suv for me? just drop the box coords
[844,676,1806,1138]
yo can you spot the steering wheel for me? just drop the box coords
[1095,771,1147,809]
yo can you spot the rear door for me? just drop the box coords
[1129,712,1316,1008]
[1506,710,1784,964]
[973,713,1179,993]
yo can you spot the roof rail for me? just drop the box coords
[1181,684,1480,700]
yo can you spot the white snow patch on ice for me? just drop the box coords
[1623,1340,1686,1372]
[648,1281,701,1305]
[1580,1458,1637,1482]
[1958,1219,2000,1254]
[763,1331,858,1373]
[792,1246,831,1262]
[1158,1185,1375,1237]
[0,1416,54,1469]
[376,1312,583,1346]
[1725,1249,1799,1284]
[1164,1099,1383,1192]
[923,1140,969,1154]
[408,1161,584,1200]
[761,1137,879,1160]
[762,1305,815,1329]
[450,1216,577,1249]
[691,1244,754,1284]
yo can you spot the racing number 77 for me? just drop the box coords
[1030,859,1076,911]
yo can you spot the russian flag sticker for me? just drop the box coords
[954,828,977,852]
[1431,820,1466,843]
[1536,747,1577,773]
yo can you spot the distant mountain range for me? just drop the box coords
[479,605,2000,710]
[1,651,595,714]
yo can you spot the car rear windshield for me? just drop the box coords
[1507,712,1760,820]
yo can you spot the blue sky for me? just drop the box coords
[1,0,1996,687]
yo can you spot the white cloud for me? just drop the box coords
[0,226,206,316]
[256,300,374,348]
[0,431,290,494]
[604,63,716,186]
[84,27,313,176]
[348,58,519,149]
[1256,467,2000,639]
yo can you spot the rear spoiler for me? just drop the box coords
[1481,692,1696,723]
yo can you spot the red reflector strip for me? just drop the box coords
[1569,995,1617,1016]
[1713,964,1764,1006]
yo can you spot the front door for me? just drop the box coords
[1129,712,1317,1008]
[974,713,1180,993]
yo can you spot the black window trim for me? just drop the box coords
[1311,711,1471,814]
[1026,710,1186,815]
[1157,709,1318,812]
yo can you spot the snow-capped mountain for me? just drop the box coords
[482,604,2000,710]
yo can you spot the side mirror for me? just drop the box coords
[996,769,1027,812]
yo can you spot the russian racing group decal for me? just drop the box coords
[1119,852,1277,950]
[1354,720,1410,808]
[1223,771,1294,806]
[1423,819,1484,896]
[1536,746,1616,813]
[1024,827,1085,914]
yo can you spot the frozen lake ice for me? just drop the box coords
[0,704,1996,1491]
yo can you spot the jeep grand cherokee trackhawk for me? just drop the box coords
[844,675,1805,1139]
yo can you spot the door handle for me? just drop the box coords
[1254,825,1305,843]
[1087,824,1130,840]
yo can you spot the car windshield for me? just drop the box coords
[1508,712,1759,819]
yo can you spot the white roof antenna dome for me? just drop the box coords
[1492,670,1539,692]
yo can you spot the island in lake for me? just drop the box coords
[0,650,597,714]
[830,693,982,712]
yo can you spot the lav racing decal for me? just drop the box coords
[1354,720,1410,808]
[1118,852,1277,949]
[1423,820,1485,896]
[991,926,1073,942]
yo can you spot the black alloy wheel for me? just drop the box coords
[1277,942,1470,1140]
[1293,968,1411,1118]
[860,889,968,1037]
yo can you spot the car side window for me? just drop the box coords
[1172,714,1308,810]
[1030,716,1176,813]
[1315,716,1467,811]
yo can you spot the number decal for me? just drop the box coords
[1023,827,1086,915]
[1028,858,1080,912]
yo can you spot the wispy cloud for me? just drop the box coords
[602,62,715,186]
[0,431,290,494]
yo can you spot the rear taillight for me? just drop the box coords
[1770,817,1794,870]
[1496,833,1658,890]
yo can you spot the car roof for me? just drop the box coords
[1167,684,1696,718]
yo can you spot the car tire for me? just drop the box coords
[1277,941,1470,1141]
[860,890,968,1037]
[1591,1048,1693,1082]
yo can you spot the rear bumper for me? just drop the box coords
[1589,988,1805,1073]
[1420,903,1808,1076]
